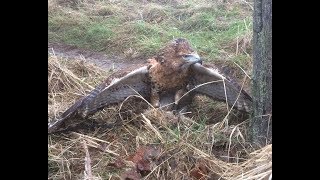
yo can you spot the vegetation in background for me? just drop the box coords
[49,0,253,71]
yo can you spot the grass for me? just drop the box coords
[48,0,253,71]
[48,0,272,179]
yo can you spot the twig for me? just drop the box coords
[118,85,155,121]
[236,25,239,56]
[82,140,93,180]
[141,113,164,142]
[241,0,254,11]
[233,61,252,80]
[222,78,229,112]
[160,80,224,109]
[220,75,248,128]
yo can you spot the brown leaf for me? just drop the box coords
[121,169,141,180]
[197,163,209,175]
[137,160,150,171]
[190,168,204,180]
[127,145,161,163]
[190,162,209,180]
[136,159,151,176]
[126,145,162,177]
[127,147,145,164]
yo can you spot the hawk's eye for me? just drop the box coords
[182,55,189,58]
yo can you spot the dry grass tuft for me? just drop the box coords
[142,4,169,23]
[48,55,109,122]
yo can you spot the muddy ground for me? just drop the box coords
[48,43,146,71]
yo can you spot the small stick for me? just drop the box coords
[83,140,93,180]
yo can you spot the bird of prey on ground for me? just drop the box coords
[48,38,252,133]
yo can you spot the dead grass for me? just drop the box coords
[48,55,271,179]
[48,54,110,122]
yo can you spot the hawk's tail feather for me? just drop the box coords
[48,99,84,134]
[48,84,106,134]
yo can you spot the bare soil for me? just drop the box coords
[48,43,146,71]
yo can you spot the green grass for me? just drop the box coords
[48,0,253,66]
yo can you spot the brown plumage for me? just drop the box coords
[148,38,201,107]
[48,38,252,133]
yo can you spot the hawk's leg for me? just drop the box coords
[150,88,160,108]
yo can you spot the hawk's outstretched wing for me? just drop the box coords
[48,66,151,133]
[48,38,253,134]
[189,63,252,112]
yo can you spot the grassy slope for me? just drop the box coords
[49,0,253,70]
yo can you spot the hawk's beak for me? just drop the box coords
[182,52,202,64]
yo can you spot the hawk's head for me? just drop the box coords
[156,38,202,68]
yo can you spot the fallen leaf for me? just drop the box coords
[190,168,204,180]
[127,145,161,163]
[126,145,162,177]
[190,162,209,180]
[121,169,141,180]
[136,159,151,176]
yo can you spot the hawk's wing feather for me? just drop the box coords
[81,66,150,115]
[189,63,252,112]
[48,66,150,133]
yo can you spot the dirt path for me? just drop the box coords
[48,43,146,71]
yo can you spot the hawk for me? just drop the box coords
[48,38,252,133]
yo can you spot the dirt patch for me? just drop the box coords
[48,43,146,71]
